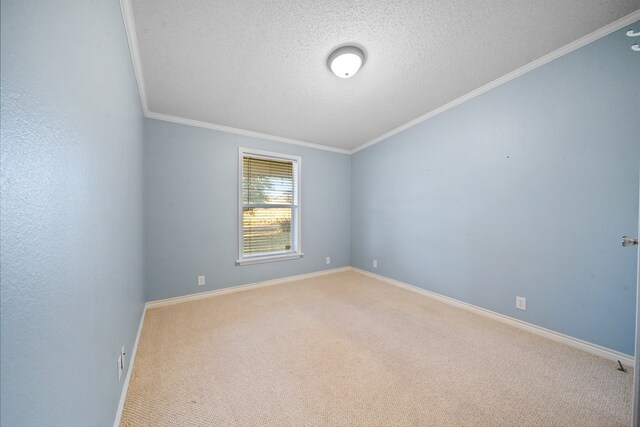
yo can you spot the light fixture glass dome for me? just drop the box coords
[327,45,366,79]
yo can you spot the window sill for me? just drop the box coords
[236,252,303,266]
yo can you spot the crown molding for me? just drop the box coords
[350,9,640,154]
[120,1,639,156]
[120,0,349,155]
[145,112,351,154]
[119,0,149,113]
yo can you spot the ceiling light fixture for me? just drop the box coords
[327,45,366,79]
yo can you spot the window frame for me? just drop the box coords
[236,147,302,265]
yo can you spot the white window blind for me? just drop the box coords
[237,149,301,265]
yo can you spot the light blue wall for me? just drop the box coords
[1,3,636,425]
[145,119,351,301]
[351,25,640,355]
[1,1,145,426]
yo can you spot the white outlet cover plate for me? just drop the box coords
[198,275,206,286]
[516,296,527,310]
[326,257,331,264]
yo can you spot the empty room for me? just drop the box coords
[2,1,640,426]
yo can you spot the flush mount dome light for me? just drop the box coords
[327,45,366,78]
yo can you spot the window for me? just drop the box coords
[237,148,301,265]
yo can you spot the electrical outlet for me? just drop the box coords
[516,296,526,310]
[117,346,126,381]
[325,256,331,265]
[373,260,378,268]
[117,354,122,381]
[197,275,206,286]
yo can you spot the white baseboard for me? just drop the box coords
[113,266,349,425]
[350,267,635,367]
[112,265,633,425]
[146,266,351,308]
[113,307,147,427]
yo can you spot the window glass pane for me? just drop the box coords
[242,207,292,255]
[243,157,293,205]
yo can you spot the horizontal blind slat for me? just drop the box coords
[242,156,297,205]
[242,207,292,255]
[241,153,298,257]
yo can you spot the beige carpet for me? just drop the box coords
[121,270,633,426]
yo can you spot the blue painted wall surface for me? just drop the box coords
[145,119,351,301]
[1,1,145,426]
[351,25,640,355]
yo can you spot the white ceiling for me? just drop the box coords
[124,1,640,153]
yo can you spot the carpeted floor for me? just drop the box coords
[120,270,633,426]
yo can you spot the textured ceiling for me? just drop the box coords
[126,0,640,152]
